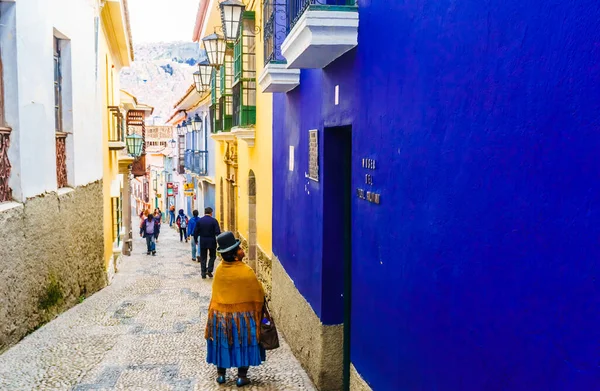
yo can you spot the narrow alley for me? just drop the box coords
[0,228,315,391]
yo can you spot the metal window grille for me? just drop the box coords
[287,0,356,32]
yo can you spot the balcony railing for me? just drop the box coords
[0,128,12,202]
[263,0,286,64]
[193,151,208,176]
[287,0,356,32]
[184,149,208,176]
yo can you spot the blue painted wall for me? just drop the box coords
[273,0,600,390]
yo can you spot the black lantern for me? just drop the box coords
[219,0,245,41]
[192,113,202,132]
[194,59,212,93]
[176,123,185,136]
[185,118,193,133]
[202,33,226,69]
[125,133,143,158]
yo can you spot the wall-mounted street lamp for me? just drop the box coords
[192,113,202,132]
[177,123,186,136]
[219,0,245,41]
[202,32,227,69]
[193,59,213,93]
[125,133,144,158]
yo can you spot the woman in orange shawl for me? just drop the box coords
[206,232,266,387]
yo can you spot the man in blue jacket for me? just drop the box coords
[187,210,202,262]
[192,207,221,278]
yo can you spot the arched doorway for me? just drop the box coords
[248,170,257,270]
[219,178,224,229]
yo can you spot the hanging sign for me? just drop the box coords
[184,182,194,191]
[184,190,195,197]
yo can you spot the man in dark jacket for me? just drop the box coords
[193,207,221,278]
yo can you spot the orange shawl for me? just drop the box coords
[205,260,265,342]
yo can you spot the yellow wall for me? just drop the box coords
[207,0,273,256]
[99,16,125,270]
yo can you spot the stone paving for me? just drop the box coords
[0,227,316,391]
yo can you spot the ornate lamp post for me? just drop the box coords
[219,0,246,41]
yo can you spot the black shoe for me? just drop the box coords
[216,375,226,384]
[147,252,151,255]
[236,377,250,387]
[207,272,213,278]
[201,274,207,279]
[152,251,156,256]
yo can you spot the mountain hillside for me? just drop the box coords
[120,42,207,125]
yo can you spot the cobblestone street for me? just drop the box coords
[0,227,316,391]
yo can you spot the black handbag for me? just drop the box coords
[259,300,280,350]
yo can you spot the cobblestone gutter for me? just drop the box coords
[0,180,106,351]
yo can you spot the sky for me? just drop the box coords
[127,0,200,43]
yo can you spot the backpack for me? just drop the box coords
[180,216,187,229]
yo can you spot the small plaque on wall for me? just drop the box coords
[308,129,319,181]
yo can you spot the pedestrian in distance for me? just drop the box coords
[187,210,202,262]
[169,205,176,227]
[154,208,162,242]
[140,213,159,255]
[193,207,221,278]
[176,209,189,243]
[206,231,266,387]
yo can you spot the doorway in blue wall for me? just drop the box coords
[323,125,352,390]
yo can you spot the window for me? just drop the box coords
[54,35,69,188]
[53,37,62,132]
[219,46,234,132]
[0,42,11,201]
[0,50,4,127]
[111,196,122,245]
[233,13,257,128]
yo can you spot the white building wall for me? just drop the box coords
[9,0,102,200]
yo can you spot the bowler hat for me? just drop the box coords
[216,231,240,253]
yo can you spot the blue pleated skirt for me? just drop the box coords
[206,311,266,368]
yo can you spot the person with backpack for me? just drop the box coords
[140,213,159,255]
[154,208,162,242]
[176,209,189,242]
[187,210,202,262]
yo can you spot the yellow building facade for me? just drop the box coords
[99,0,134,279]
[194,0,273,295]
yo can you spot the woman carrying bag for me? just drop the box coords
[206,232,278,387]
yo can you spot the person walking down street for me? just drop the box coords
[206,231,266,387]
[176,209,189,243]
[169,205,176,227]
[140,213,159,256]
[187,210,201,262]
[154,208,162,243]
[193,207,221,278]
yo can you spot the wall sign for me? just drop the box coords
[357,158,381,205]
[308,130,319,181]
